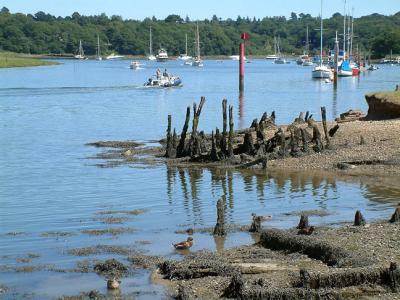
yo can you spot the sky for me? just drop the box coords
[1,0,399,20]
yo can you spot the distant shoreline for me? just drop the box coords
[0,52,59,68]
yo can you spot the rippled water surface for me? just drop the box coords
[1,59,399,299]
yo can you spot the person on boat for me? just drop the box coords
[156,68,161,79]
[163,69,168,77]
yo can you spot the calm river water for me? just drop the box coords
[0,59,399,299]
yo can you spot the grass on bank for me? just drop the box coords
[0,52,58,68]
[367,90,400,105]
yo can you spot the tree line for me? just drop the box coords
[0,7,399,58]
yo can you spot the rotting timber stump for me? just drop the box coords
[163,99,344,167]
[213,198,226,236]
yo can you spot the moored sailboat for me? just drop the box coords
[178,34,192,61]
[148,26,156,61]
[274,36,286,64]
[74,40,86,59]
[191,23,203,67]
[96,35,102,61]
[312,0,333,79]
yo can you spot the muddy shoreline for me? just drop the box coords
[150,214,400,300]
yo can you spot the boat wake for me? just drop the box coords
[0,85,143,97]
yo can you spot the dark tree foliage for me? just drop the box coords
[0,8,398,57]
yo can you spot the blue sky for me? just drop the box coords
[2,0,399,20]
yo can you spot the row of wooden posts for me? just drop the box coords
[165,97,339,166]
[213,203,400,236]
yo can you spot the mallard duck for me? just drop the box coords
[107,278,121,290]
[297,226,314,235]
[173,237,193,250]
[251,213,272,222]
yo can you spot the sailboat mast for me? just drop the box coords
[343,0,346,59]
[350,9,354,58]
[149,26,153,55]
[97,35,101,57]
[306,25,309,55]
[196,22,200,59]
[79,40,84,57]
[185,33,188,56]
[320,0,323,66]
[347,14,351,58]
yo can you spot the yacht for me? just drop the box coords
[156,48,168,62]
[106,53,124,60]
[74,40,86,59]
[178,34,192,61]
[312,0,333,79]
[130,61,141,69]
[266,36,279,60]
[96,35,102,61]
[191,23,203,67]
[229,55,247,61]
[274,36,286,64]
[148,26,156,61]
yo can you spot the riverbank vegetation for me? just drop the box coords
[0,7,399,58]
[0,52,57,68]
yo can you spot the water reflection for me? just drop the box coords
[166,166,399,226]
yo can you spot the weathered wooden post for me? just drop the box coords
[228,105,234,157]
[354,210,366,226]
[249,213,261,233]
[300,128,309,152]
[189,97,206,157]
[210,130,219,161]
[320,106,330,146]
[177,106,190,157]
[389,207,400,223]
[165,114,172,157]
[213,198,226,236]
[221,99,228,154]
[297,215,309,229]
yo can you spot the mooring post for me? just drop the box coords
[239,32,249,92]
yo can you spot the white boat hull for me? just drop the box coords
[312,67,333,79]
[337,70,353,77]
[191,60,203,67]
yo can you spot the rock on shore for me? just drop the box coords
[365,91,400,120]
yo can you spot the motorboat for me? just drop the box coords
[106,53,124,60]
[184,60,192,66]
[229,55,247,61]
[156,48,168,62]
[130,61,141,69]
[265,54,279,60]
[367,64,378,71]
[144,74,182,87]
[302,59,314,66]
